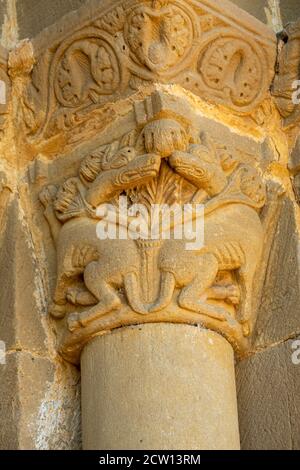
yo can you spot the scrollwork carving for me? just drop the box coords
[197,35,265,109]
[55,36,122,108]
[17,0,275,141]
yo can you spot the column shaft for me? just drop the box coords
[81,324,240,450]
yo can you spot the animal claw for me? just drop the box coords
[242,321,251,337]
[131,304,149,315]
[39,185,58,208]
[148,303,164,313]
[66,288,79,305]
[67,313,82,332]
[50,303,67,319]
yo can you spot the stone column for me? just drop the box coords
[81,324,240,450]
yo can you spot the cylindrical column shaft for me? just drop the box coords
[81,323,240,450]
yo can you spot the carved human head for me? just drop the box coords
[141,119,189,157]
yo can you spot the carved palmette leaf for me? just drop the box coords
[204,165,266,216]
[128,161,182,210]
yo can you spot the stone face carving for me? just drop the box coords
[39,90,281,364]
[16,0,275,142]
[273,19,300,127]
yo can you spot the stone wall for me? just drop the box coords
[237,196,300,449]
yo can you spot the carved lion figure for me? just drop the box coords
[40,139,162,327]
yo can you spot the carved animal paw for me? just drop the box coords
[39,185,58,208]
[207,284,241,306]
[226,285,241,306]
[67,312,82,332]
[242,321,251,337]
[66,287,98,307]
[49,302,67,319]
[66,288,81,305]
[267,180,286,201]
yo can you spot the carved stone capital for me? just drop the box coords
[38,89,284,364]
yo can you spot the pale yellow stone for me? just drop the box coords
[81,324,240,450]
[0,0,299,452]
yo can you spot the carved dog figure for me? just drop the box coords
[40,118,191,330]
[148,146,266,335]
[40,146,161,329]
